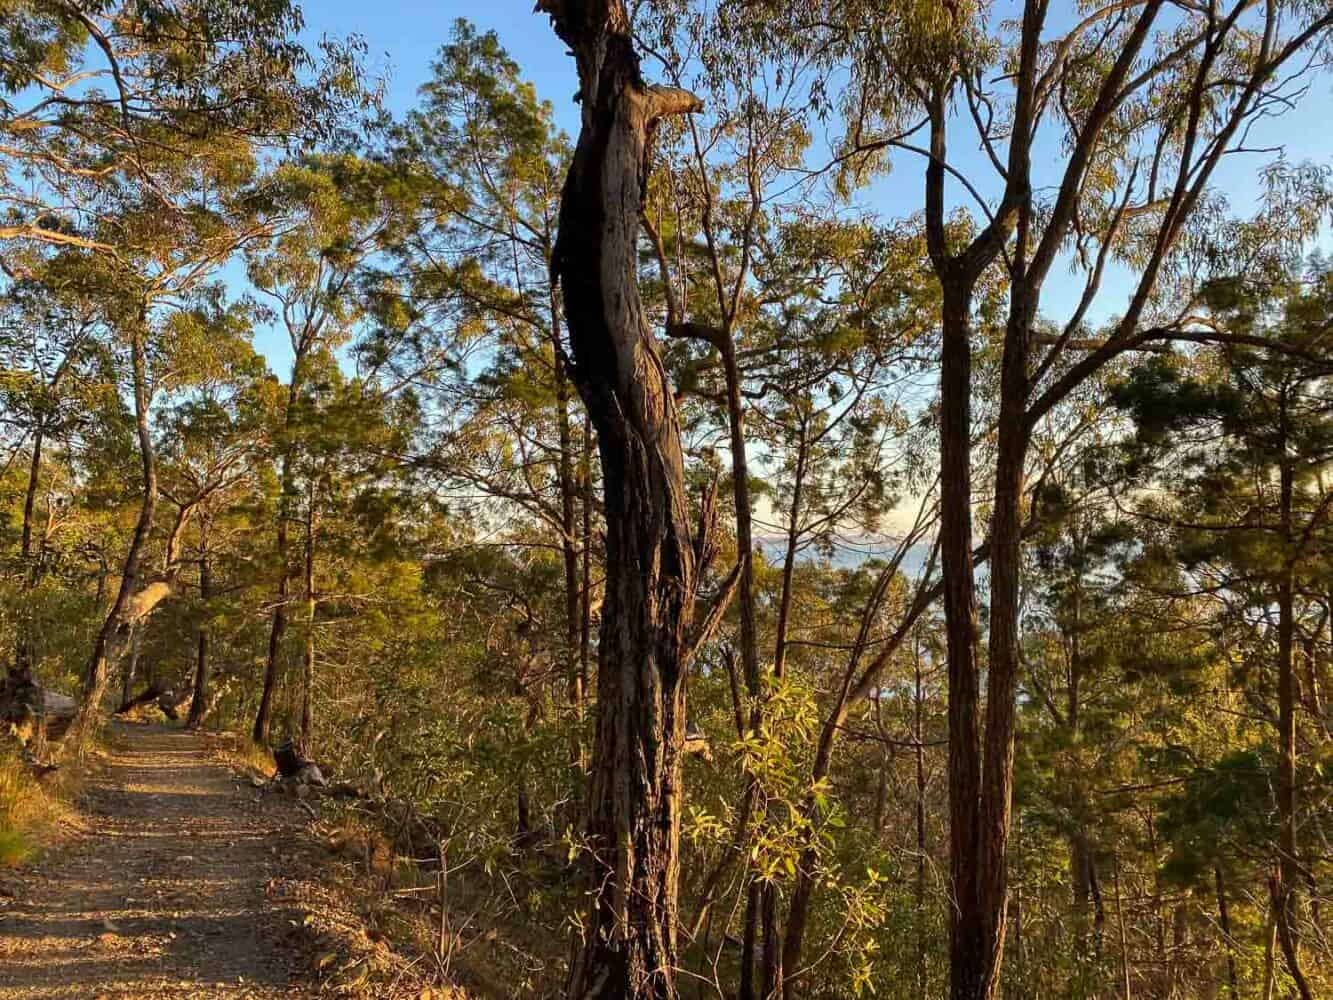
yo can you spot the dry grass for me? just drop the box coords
[199,729,276,781]
[233,738,277,777]
[0,751,74,868]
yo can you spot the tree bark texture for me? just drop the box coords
[538,3,705,997]
[254,361,307,744]
[186,511,212,729]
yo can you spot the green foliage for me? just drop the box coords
[2,7,1333,999]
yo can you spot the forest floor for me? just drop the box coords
[0,721,353,999]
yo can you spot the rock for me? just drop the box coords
[273,741,306,778]
[295,763,326,787]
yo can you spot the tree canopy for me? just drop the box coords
[3,4,1333,999]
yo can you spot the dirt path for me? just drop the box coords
[0,722,318,999]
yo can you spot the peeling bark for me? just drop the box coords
[537,3,705,996]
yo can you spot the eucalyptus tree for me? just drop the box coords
[664,209,941,994]
[0,277,109,677]
[147,341,273,729]
[714,4,1333,994]
[393,22,596,780]
[534,3,742,996]
[623,14,956,987]
[0,1,379,743]
[288,357,420,749]
[246,153,425,743]
[1106,265,1333,998]
[0,0,369,268]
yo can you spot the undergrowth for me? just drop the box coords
[205,728,276,780]
[0,749,72,867]
[234,738,277,777]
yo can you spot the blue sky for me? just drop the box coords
[255,2,1333,373]
[311,4,577,131]
[277,4,1332,539]
[307,2,1333,219]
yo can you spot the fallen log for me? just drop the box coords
[114,684,189,720]
[1,669,77,748]
[116,683,167,716]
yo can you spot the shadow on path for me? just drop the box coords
[0,722,313,999]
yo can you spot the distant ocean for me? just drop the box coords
[754,536,934,576]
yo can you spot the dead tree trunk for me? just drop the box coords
[537,3,710,997]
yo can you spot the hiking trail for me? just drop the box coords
[0,721,321,999]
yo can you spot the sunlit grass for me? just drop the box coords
[237,739,275,775]
[0,828,34,867]
[0,751,69,867]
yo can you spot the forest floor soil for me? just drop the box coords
[0,721,356,999]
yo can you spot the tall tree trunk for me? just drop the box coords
[1065,541,1104,956]
[938,280,988,1000]
[926,3,1164,992]
[718,319,766,1000]
[762,415,814,999]
[554,318,586,783]
[253,359,307,744]
[254,462,293,741]
[1214,865,1238,1000]
[14,341,79,678]
[299,485,316,749]
[740,887,761,1000]
[1114,860,1133,1000]
[538,4,706,996]
[186,510,212,730]
[770,417,808,681]
[1262,896,1277,1000]
[957,252,1035,996]
[70,323,156,746]
[120,624,138,709]
[13,422,45,677]
[1274,413,1313,1000]
[580,420,594,710]
[915,632,929,1000]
